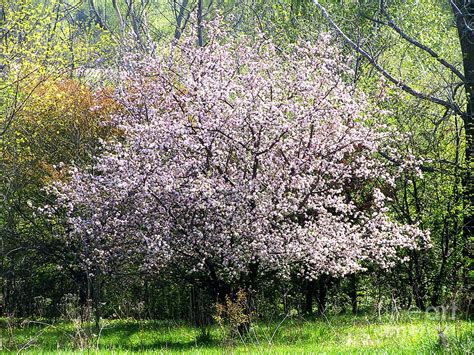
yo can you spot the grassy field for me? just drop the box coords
[0,311,472,354]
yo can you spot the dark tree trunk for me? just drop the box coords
[197,0,203,47]
[86,269,102,329]
[348,275,358,315]
[143,279,150,319]
[92,275,101,329]
[174,0,189,40]
[431,220,450,306]
[190,284,211,328]
[88,0,106,29]
[190,284,198,326]
[316,277,329,314]
[303,280,316,315]
[410,250,426,310]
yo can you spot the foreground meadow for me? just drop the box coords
[1,312,472,354]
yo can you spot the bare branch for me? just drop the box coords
[381,8,465,82]
[312,0,462,115]
[88,0,109,30]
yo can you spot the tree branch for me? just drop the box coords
[312,0,462,115]
[381,7,465,82]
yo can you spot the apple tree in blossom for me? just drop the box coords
[51,25,428,301]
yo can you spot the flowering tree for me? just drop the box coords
[51,24,428,298]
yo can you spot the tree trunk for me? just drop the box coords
[303,280,316,315]
[112,0,125,37]
[92,275,101,329]
[316,277,328,314]
[88,0,106,29]
[174,0,189,40]
[348,275,358,315]
[197,0,203,47]
[410,250,426,310]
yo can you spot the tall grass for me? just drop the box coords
[0,311,472,353]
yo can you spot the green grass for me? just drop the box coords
[1,311,472,354]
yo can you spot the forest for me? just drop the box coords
[0,0,473,353]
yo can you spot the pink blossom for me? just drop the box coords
[51,24,429,283]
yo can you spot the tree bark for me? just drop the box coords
[112,0,125,37]
[348,275,358,315]
[88,0,107,30]
[174,0,189,41]
[316,277,328,314]
[303,280,316,315]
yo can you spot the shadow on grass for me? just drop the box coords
[99,322,221,352]
[2,321,222,352]
[122,339,221,352]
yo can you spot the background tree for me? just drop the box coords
[308,0,472,312]
[0,0,113,317]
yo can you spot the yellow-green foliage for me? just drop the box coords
[214,290,252,339]
[0,0,112,71]
[0,78,119,186]
[0,0,116,187]
[0,0,113,138]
